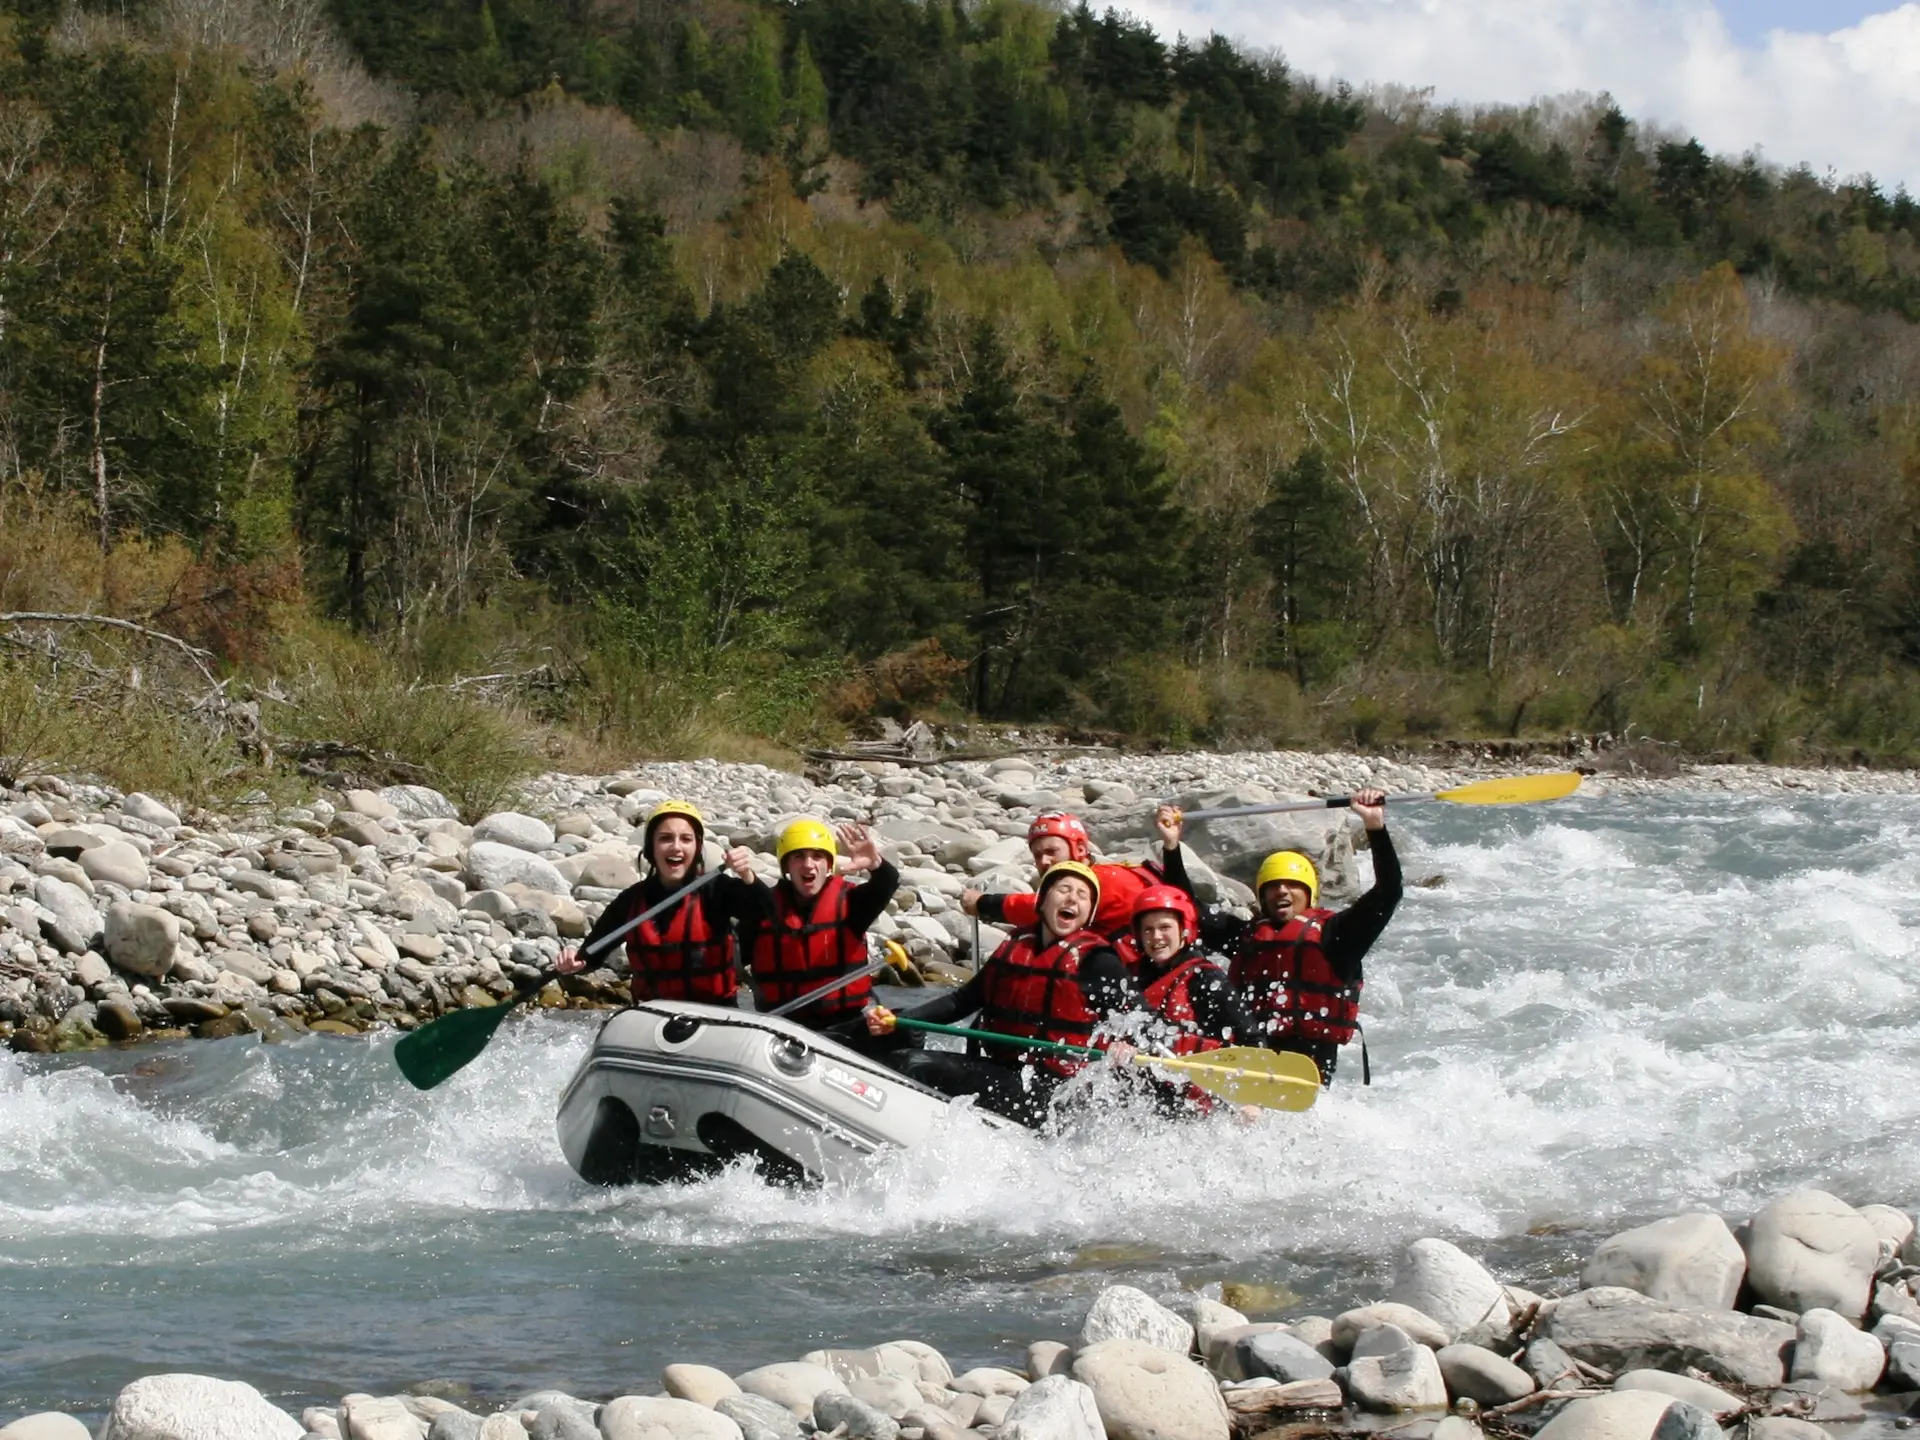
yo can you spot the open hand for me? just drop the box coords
[555,947,585,975]
[1105,1040,1138,1066]
[959,889,981,916]
[838,823,881,873]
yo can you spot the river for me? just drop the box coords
[5,790,1919,1421]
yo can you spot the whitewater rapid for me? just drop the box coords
[5,791,1919,1417]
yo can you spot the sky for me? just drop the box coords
[1121,0,1920,191]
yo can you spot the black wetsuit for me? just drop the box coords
[1079,943,1264,1115]
[579,870,771,996]
[1208,827,1402,1083]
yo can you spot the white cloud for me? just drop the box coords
[1122,0,1920,191]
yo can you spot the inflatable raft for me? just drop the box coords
[556,1000,994,1185]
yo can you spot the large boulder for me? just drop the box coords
[1171,789,1352,891]
[730,1363,846,1422]
[600,1397,743,1440]
[1346,1344,1448,1412]
[1789,1309,1884,1391]
[80,839,150,890]
[1583,1214,1747,1310]
[1541,1286,1794,1386]
[1533,1391,1686,1440]
[1071,1338,1227,1440]
[1436,1344,1534,1405]
[381,785,459,820]
[0,1418,90,1440]
[98,1375,304,1440]
[994,1376,1107,1440]
[1743,1191,1880,1321]
[103,901,180,979]
[1080,1285,1195,1355]
[809,1391,898,1440]
[338,1397,426,1440]
[712,1395,802,1440]
[471,812,555,852]
[464,841,569,896]
[1233,1331,1334,1384]
[662,1364,740,1407]
[34,875,102,954]
[1390,1239,1509,1343]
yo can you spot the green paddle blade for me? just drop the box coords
[393,993,527,1090]
[1136,1045,1324,1111]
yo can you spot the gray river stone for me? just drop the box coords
[80,839,150,890]
[994,1376,1106,1440]
[1436,1344,1535,1405]
[1542,1286,1795,1387]
[731,1363,845,1421]
[1347,1343,1448,1412]
[1236,1330,1336,1383]
[1534,1391,1677,1440]
[713,1394,802,1440]
[1332,1303,1450,1353]
[1583,1214,1747,1310]
[424,1416,479,1440]
[526,1406,594,1440]
[470,812,555,853]
[0,1416,92,1440]
[1743,1190,1880,1322]
[1390,1239,1509,1343]
[1612,1370,1743,1417]
[34,875,101,954]
[465,842,569,896]
[810,1390,898,1440]
[1790,1307,1885,1390]
[1080,1284,1195,1354]
[103,902,179,978]
[599,1397,741,1440]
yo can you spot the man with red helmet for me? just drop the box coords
[960,804,1185,941]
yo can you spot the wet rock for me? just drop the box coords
[662,1363,740,1406]
[1766,1381,1865,1422]
[527,1404,596,1440]
[475,1417,521,1440]
[1889,1337,1920,1390]
[598,1396,742,1440]
[34,875,101,953]
[1612,1370,1742,1417]
[1541,1286,1795,1386]
[104,901,179,978]
[1080,1283,1195,1354]
[1583,1214,1747,1311]
[713,1394,800,1440]
[1333,1303,1450,1354]
[424,1417,479,1440]
[1391,1239,1509,1343]
[1533,1391,1677,1440]
[465,842,569,896]
[0,1416,92,1440]
[730,1363,846,1421]
[1436,1344,1534,1405]
[1789,1308,1884,1390]
[472,812,555,852]
[80,839,150,890]
[52,1004,106,1051]
[1072,1337,1228,1439]
[96,996,144,1039]
[1235,1330,1336,1384]
[99,1374,304,1440]
[847,1375,921,1419]
[995,1375,1106,1440]
[1347,1344,1449,1412]
[1742,1190,1879,1321]
[810,1390,898,1440]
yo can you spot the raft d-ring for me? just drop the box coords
[769,1036,815,1078]
[660,1015,701,1046]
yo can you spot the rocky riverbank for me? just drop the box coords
[7,1187,1920,1440]
[5,748,1920,1051]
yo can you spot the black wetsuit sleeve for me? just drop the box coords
[1156,844,1195,897]
[1319,827,1402,983]
[844,860,899,932]
[1077,947,1140,1017]
[715,872,773,924]
[974,892,1008,926]
[580,880,649,959]
[894,966,988,1027]
[1188,965,1263,1046]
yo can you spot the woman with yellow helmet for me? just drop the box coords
[865,859,1109,1127]
[1168,787,1401,1085]
[741,818,900,1042]
[557,799,768,1004]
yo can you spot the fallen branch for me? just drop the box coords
[0,611,219,686]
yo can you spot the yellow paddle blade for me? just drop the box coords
[1134,1045,1323,1112]
[1433,772,1582,806]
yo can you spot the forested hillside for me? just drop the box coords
[3,0,1920,797]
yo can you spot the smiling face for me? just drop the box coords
[783,848,833,899]
[1261,879,1314,923]
[1037,873,1095,939]
[1136,911,1185,964]
[649,817,701,883]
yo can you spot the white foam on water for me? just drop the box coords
[4,792,1920,1376]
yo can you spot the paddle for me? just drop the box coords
[1176,771,1581,824]
[888,1017,1322,1112]
[393,868,726,1091]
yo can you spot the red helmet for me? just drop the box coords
[1027,811,1091,863]
[1132,885,1197,945]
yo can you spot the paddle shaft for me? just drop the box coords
[766,955,892,1017]
[582,866,726,960]
[1179,790,1433,824]
[891,1016,1095,1058]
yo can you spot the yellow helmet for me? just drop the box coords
[776,817,837,862]
[643,799,705,847]
[1255,850,1318,904]
[1036,858,1102,915]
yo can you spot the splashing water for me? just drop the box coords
[4,792,1919,1419]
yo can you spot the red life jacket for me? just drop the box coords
[979,927,1104,1076]
[1140,954,1227,1057]
[625,882,736,1003]
[1228,908,1361,1046]
[748,876,871,1024]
